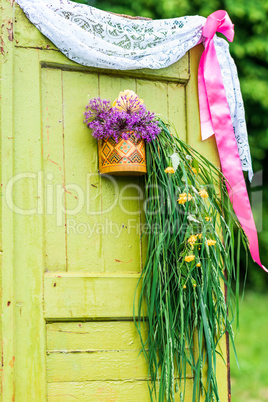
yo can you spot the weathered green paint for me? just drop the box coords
[1,2,15,402]
[46,322,147,350]
[44,273,142,319]
[0,2,228,401]
[47,380,196,402]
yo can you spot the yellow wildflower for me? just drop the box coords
[207,239,216,246]
[205,216,211,222]
[183,285,187,289]
[164,167,175,174]
[192,167,201,175]
[177,193,193,204]
[185,255,195,262]
[198,233,202,239]
[193,284,197,288]
[188,235,198,246]
[196,263,201,267]
[199,189,209,199]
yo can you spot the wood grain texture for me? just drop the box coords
[47,351,193,383]
[46,321,193,385]
[42,67,67,271]
[0,5,2,398]
[13,48,47,401]
[47,380,195,401]
[1,0,15,400]
[168,83,187,142]
[47,321,147,351]
[44,273,142,319]
[99,75,143,273]
[62,70,101,272]
[47,351,151,382]
[14,3,58,51]
[186,45,220,167]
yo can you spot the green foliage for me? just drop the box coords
[135,120,247,401]
[230,292,268,401]
[71,0,268,287]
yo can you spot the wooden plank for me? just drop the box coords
[139,176,147,269]
[47,379,195,401]
[1,0,15,399]
[47,351,192,383]
[167,82,187,141]
[0,9,3,398]
[136,78,172,268]
[47,351,150,382]
[47,321,147,351]
[186,45,220,167]
[41,67,67,271]
[62,70,102,272]
[44,273,142,319]
[12,48,47,400]
[99,75,143,273]
[13,47,47,401]
[136,79,169,117]
[15,3,58,50]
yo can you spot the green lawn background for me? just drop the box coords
[230,292,268,402]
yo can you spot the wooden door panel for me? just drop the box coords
[47,350,193,382]
[42,67,187,274]
[47,380,195,402]
[0,3,228,400]
[46,322,146,350]
[41,64,189,400]
[46,321,192,400]
[98,75,145,273]
[62,71,102,272]
[42,67,67,272]
[44,273,141,319]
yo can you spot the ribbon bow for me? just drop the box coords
[198,10,266,271]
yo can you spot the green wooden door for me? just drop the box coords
[0,2,228,401]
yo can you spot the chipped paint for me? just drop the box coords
[8,356,15,369]
[6,20,13,42]
[0,38,4,56]
[115,258,133,263]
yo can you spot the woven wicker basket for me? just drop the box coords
[98,133,147,176]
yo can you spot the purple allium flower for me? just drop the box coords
[84,97,161,142]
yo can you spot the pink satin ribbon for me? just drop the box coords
[198,10,266,271]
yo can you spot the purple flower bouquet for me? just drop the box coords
[84,90,161,142]
[84,90,160,176]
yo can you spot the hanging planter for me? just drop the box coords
[84,90,160,176]
[98,132,147,176]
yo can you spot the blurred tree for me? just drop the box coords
[72,0,268,289]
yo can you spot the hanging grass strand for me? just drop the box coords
[135,120,248,401]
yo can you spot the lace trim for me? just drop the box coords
[16,0,253,180]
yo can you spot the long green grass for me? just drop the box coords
[231,291,268,402]
[134,120,248,401]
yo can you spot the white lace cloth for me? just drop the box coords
[16,0,253,180]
